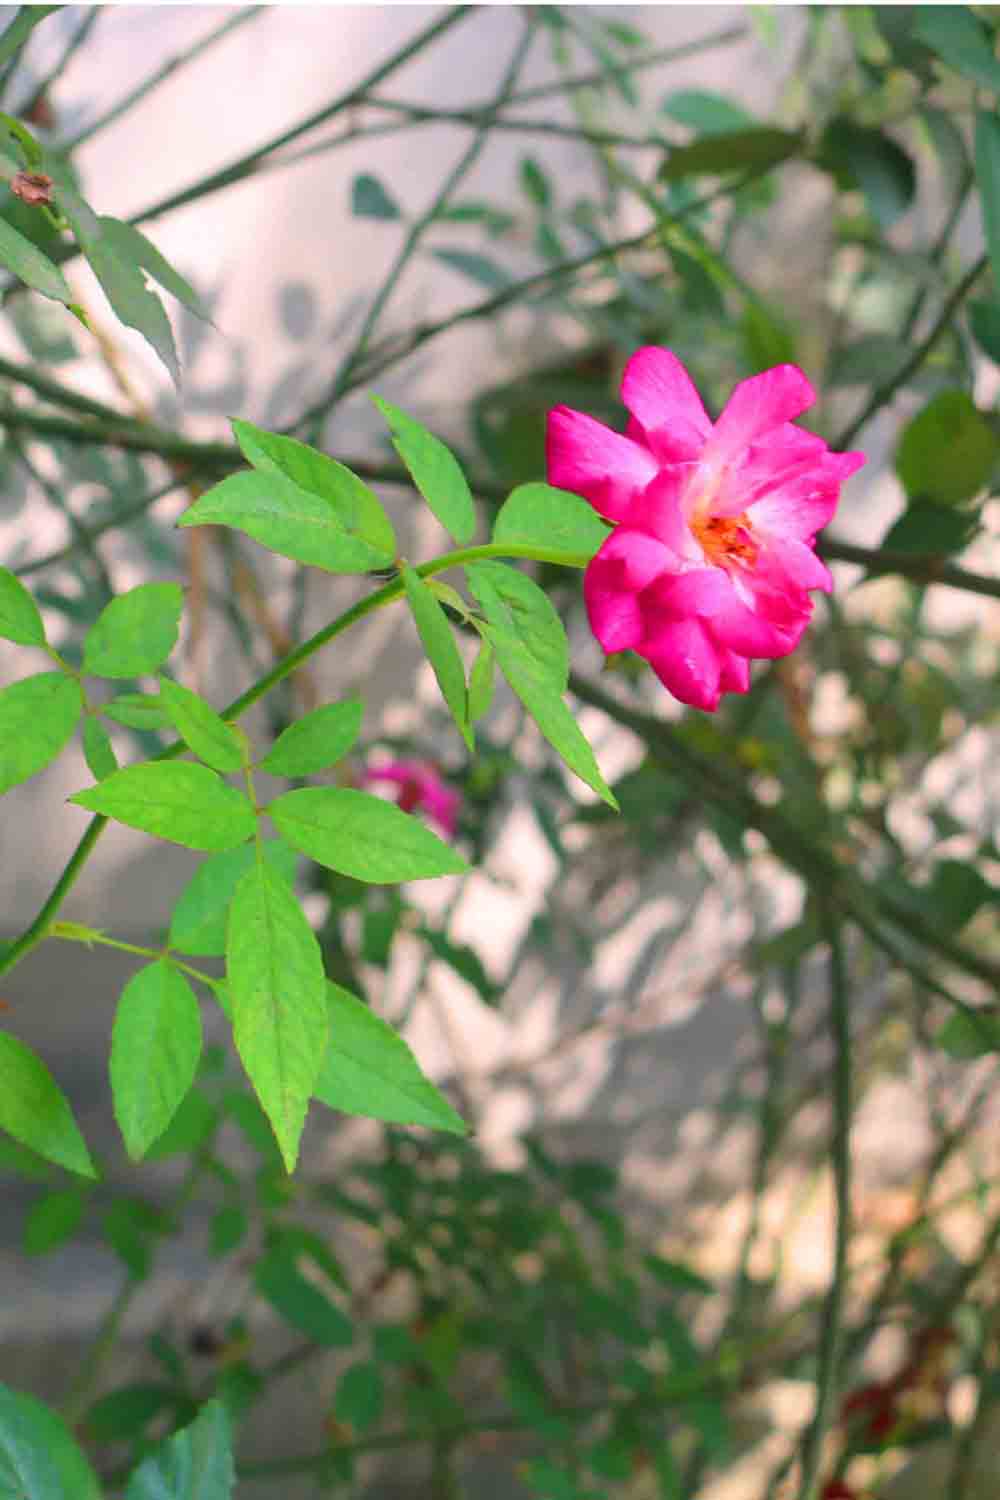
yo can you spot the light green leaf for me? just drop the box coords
[110,962,203,1160]
[896,389,997,506]
[0,566,45,646]
[492,482,609,564]
[489,635,616,806]
[371,394,475,543]
[83,233,180,384]
[976,111,1000,300]
[70,762,256,851]
[0,1033,96,1177]
[257,699,363,777]
[103,692,174,731]
[158,676,244,773]
[317,981,466,1133]
[467,637,495,721]
[125,1399,234,1500]
[270,787,468,883]
[168,839,297,957]
[81,716,118,781]
[226,858,329,1172]
[465,559,568,688]
[401,564,471,749]
[97,216,212,323]
[82,582,183,679]
[660,89,755,135]
[0,671,81,796]
[230,417,395,561]
[350,172,401,221]
[0,7,62,69]
[0,215,74,305]
[0,1382,102,1500]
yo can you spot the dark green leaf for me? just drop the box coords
[102,1198,155,1279]
[85,1383,175,1442]
[896,390,997,505]
[418,926,501,1005]
[97,216,212,323]
[882,500,978,555]
[660,90,755,135]
[660,127,801,180]
[976,111,1000,296]
[820,120,915,229]
[82,581,183,678]
[644,1253,713,1295]
[0,566,45,646]
[741,301,797,372]
[159,676,244,773]
[350,173,401,221]
[914,7,1000,93]
[371,394,475,543]
[402,564,471,749]
[23,1189,86,1256]
[0,671,80,795]
[145,1087,217,1161]
[519,156,552,208]
[271,787,468,882]
[0,1382,101,1500]
[70,762,256,851]
[969,299,1000,363]
[254,1247,352,1346]
[257,699,363,777]
[334,1363,383,1433]
[492,482,610,563]
[0,1032,95,1177]
[81,716,118,781]
[110,961,203,1160]
[168,839,297,956]
[0,214,73,304]
[209,1205,248,1258]
[316,981,466,1133]
[226,859,329,1172]
[125,1399,234,1500]
[936,1011,1000,1060]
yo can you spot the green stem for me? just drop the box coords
[355,96,669,149]
[48,922,217,987]
[795,915,851,1500]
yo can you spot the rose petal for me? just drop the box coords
[584,529,673,653]
[643,616,723,712]
[547,405,658,522]
[646,568,795,659]
[758,534,833,594]
[620,346,711,464]
[747,448,862,539]
[708,364,816,460]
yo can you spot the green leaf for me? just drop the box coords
[0,7,62,69]
[145,1087,216,1161]
[660,89,755,135]
[83,232,180,384]
[492,482,610,563]
[0,1033,95,1177]
[660,127,801,180]
[125,1399,234,1500]
[882,500,978,556]
[103,692,174,731]
[0,566,45,646]
[334,1363,383,1433]
[969,299,1000,363]
[81,716,118,781]
[316,981,466,1133]
[97,216,212,323]
[70,762,256,851]
[255,1246,352,1346]
[914,7,1000,93]
[936,1011,1000,1061]
[519,156,552,208]
[23,1189,86,1256]
[465,559,568,688]
[0,1382,102,1500]
[82,582,183,678]
[159,676,244,773]
[819,120,915,229]
[418,925,501,1006]
[0,214,74,305]
[226,858,329,1172]
[644,1253,713,1295]
[976,111,1000,297]
[350,172,401,221]
[467,638,495,721]
[432,247,514,290]
[209,1205,248,1258]
[270,787,468,883]
[85,1383,176,1442]
[229,417,395,563]
[371,394,475,544]
[896,390,997,505]
[257,699,363,777]
[0,672,80,795]
[490,639,616,807]
[741,300,797,372]
[111,962,203,1161]
[401,564,471,749]
[168,840,297,957]
[102,1199,156,1279]
[179,469,390,576]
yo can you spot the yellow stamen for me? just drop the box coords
[692,511,759,570]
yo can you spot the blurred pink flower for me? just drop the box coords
[547,348,865,712]
[361,759,460,838]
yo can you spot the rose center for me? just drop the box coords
[692,511,759,571]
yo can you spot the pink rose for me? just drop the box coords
[361,759,460,839]
[547,348,865,711]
